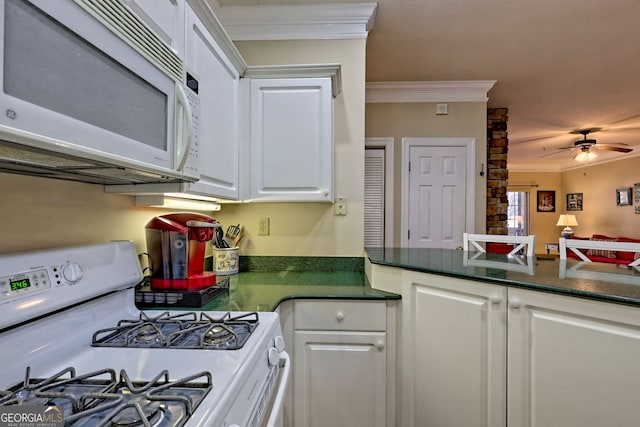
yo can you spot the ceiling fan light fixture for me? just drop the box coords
[575,150,597,162]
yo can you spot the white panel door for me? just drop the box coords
[401,272,507,427]
[408,145,466,248]
[293,330,386,427]
[508,288,640,427]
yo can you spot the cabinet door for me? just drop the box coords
[401,272,507,427]
[183,6,240,199]
[293,330,386,427]
[123,0,185,58]
[508,288,640,427]
[249,78,333,202]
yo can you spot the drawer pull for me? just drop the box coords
[336,311,345,322]
[510,299,522,309]
[490,296,502,304]
[375,340,385,351]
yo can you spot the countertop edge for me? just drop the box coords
[367,256,640,307]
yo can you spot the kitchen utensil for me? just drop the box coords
[145,213,219,290]
[214,226,229,249]
[226,224,241,240]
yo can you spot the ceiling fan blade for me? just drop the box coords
[595,145,633,153]
[511,134,562,145]
[539,150,571,158]
[595,142,630,147]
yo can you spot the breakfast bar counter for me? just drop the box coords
[365,247,640,306]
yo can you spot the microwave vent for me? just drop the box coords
[0,140,187,185]
[74,0,183,82]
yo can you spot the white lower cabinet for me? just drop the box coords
[389,268,640,427]
[293,330,386,427]
[401,271,507,427]
[283,299,396,427]
[507,287,640,427]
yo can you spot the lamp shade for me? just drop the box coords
[556,214,578,227]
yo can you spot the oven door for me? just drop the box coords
[262,353,291,427]
[221,352,291,427]
[0,0,185,174]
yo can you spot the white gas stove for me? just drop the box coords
[0,241,289,427]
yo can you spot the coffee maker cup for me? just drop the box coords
[145,213,219,290]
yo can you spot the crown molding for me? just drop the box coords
[366,81,497,103]
[244,64,342,97]
[215,3,378,40]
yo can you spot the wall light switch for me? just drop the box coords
[334,197,347,216]
[258,217,270,235]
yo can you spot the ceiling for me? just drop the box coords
[213,0,640,171]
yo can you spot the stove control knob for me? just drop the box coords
[62,262,83,284]
[274,335,285,353]
[268,347,280,366]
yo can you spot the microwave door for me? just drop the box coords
[0,0,178,173]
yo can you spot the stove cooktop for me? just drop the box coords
[1,366,212,427]
[91,311,259,350]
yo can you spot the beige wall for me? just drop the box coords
[0,172,165,255]
[365,102,488,244]
[511,156,640,253]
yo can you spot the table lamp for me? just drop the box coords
[556,214,578,238]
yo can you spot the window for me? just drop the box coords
[507,191,529,236]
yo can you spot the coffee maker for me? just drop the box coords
[145,213,219,291]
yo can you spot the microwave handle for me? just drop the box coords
[175,84,193,171]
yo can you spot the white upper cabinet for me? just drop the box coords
[244,75,335,202]
[122,0,186,58]
[181,6,240,199]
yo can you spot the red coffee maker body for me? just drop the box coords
[145,213,219,291]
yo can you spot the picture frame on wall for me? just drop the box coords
[537,190,556,212]
[616,187,632,206]
[566,193,583,211]
[635,183,640,214]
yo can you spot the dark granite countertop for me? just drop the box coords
[366,247,640,306]
[138,270,400,312]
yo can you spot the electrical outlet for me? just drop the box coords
[258,217,270,235]
[334,197,347,216]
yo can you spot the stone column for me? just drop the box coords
[486,108,508,235]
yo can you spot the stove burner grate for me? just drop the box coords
[91,311,259,350]
[0,367,212,427]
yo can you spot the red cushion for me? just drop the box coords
[617,237,640,261]
[486,243,514,254]
[588,255,630,265]
[586,237,617,259]
[592,234,617,240]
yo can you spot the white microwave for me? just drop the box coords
[0,0,200,184]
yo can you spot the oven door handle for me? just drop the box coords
[264,351,291,427]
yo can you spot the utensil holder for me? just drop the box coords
[212,247,239,275]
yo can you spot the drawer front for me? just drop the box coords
[294,300,387,331]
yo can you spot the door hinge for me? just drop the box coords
[408,161,411,172]
[408,229,410,240]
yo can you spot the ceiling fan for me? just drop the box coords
[542,128,633,161]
